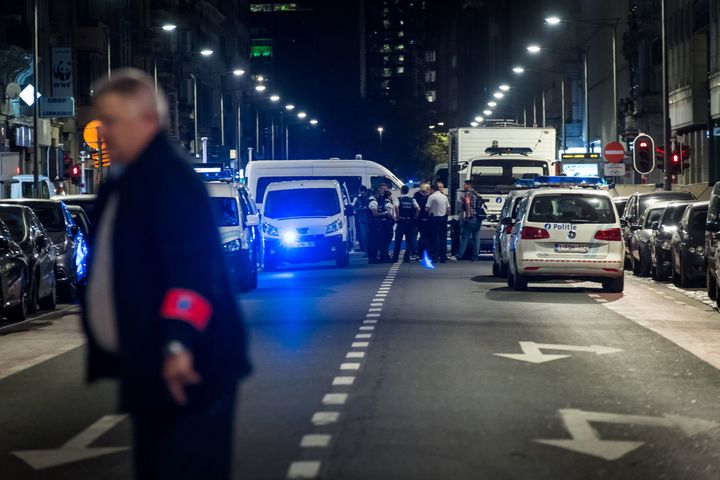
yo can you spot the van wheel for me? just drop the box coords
[708,269,717,300]
[603,276,624,293]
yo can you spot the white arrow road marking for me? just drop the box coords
[13,415,129,470]
[494,342,623,364]
[535,409,719,461]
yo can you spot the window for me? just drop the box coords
[273,3,298,11]
[426,90,436,102]
[209,198,240,227]
[469,160,549,187]
[395,44,405,51]
[0,210,26,243]
[644,208,664,228]
[30,205,65,232]
[425,70,436,83]
[529,195,616,224]
[425,50,436,62]
[690,209,708,233]
[382,44,391,53]
[398,55,405,63]
[396,66,405,74]
[256,176,362,201]
[250,4,273,12]
[265,189,340,219]
[382,68,392,77]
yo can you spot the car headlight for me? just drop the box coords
[223,239,242,253]
[263,223,279,236]
[326,219,343,235]
[281,230,299,245]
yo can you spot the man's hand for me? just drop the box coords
[163,350,202,405]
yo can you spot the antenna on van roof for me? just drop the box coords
[355,154,363,160]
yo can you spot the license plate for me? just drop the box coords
[293,241,315,248]
[554,243,588,253]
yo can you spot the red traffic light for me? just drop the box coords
[639,141,648,148]
[72,165,79,175]
[672,153,680,163]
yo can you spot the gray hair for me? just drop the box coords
[92,68,169,129]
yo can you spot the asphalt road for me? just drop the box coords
[2,255,720,479]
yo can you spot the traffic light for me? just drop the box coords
[633,133,655,175]
[670,150,682,175]
[70,164,81,185]
[62,154,73,180]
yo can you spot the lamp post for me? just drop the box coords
[32,0,40,196]
[106,23,177,84]
[514,66,568,150]
[545,15,620,143]
[527,44,589,149]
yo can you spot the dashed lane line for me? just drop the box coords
[287,260,401,479]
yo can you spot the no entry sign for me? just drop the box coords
[603,141,625,164]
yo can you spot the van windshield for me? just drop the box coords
[469,159,548,189]
[529,194,616,224]
[265,188,340,219]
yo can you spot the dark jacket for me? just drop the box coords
[81,133,252,412]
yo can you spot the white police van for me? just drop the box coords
[261,179,351,269]
[506,183,624,293]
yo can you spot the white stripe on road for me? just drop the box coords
[359,326,375,331]
[311,412,339,426]
[352,342,369,348]
[363,320,377,324]
[346,352,365,359]
[300,434,331,448]
[287,461,322,479]
[340,363,361,370]
[322,393,348,405]
[355,333,372,339]
[332,376,355,385]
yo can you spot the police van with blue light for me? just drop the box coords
[504,176,624,293]
[261,179,352,269]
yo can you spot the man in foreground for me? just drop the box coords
[82,69,251,479]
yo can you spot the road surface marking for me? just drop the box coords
[311,412,339,426]
[340,363,361,370]
[300,434,331,448]
[359,326,375,331]
[352,342,369,348]
[368,308,382,312]
[13,415,129,470]
[535,408,718,461]
[287,461,322,479]
[332,376,355,385]
[346,352,365,359]
[322,393,348,405]
[370,303,384,307]
[355,334,372,339]
[363,320,377,324]
[495,342,623,364]
[365,313,380,318]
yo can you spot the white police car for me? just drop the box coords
[507,188,624,292]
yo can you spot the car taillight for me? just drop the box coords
[521,226,550,240]
[594,228,622,241]
[504,225,513,234]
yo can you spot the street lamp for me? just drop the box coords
[470,122,479,127]
[310,119,319,125]
[298,111,307,119]
[270,94,281,102]
[428,125,436,130]
[474,116,484,123]
[437,122,445,127]
[512,66,525,74]
[483,109,492,116]
[161,23,177,31]
[493,92,504,99]
[233,68,245,77]
[285,104,295,111]
[487,101,497,107]
[545,16,562,25]
[200,48,214,57]
[255,84,267,92]
[499,84,510,92]
[527,44,542,54]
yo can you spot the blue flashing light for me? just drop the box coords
[281,230,299,245]
[525,176,606,188]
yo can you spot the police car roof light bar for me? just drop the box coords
[527,175,607,189]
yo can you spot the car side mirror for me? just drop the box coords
[245,214,260,227]
[500,217,514,225]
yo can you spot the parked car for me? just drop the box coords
[613,196,628,217]
[629,204,667,276]
[206,182,260,292]
[0,220,30,321]
[66,205,91,236]
[52,194,97,219]
[492,189,528,277]
[670,201,708,287]
[706,182,720,301]
[237,184,264,271]
[649,201,691,280]
[2,199,87,301]
[622,191,695,267]
[0,204,57,312]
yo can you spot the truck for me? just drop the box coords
[447,123,557,251]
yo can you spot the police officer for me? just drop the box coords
[379,190,396,262]
[456,180,486,260]
[352,185,370,254]
[368,185,392,263]
[413,183,432,259]
[393,185,420,262]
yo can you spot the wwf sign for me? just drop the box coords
[51,48,74,97]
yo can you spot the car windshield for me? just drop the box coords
[639,193,693,217]
[209,198,240,227]
[265,188,340,219]
[691,209,708,233]
[0,210,26,242]
[661,204,688,226]
[469,159,548,188]
[30,205,65,232]
[528,194,616,224]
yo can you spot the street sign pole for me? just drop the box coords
[662,0,672,191]
[32,0,40,197]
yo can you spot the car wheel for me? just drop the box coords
[715,280,720,308]
[6,286,28,322]
[492,259,500,277]
[27,274,39,315]
[678,260,691,288]
[59,274,78,302]
[708,269,717,300]
[603,276,624,293]
[506,260,515,288]
[631,254,640,276]
[513,270,528,291]
[39,280,57,310]
[639,249,651,277]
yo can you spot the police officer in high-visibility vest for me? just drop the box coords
[367,184,387,263]
[393,185,420,262]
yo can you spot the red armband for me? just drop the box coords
[160,288,213,331]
